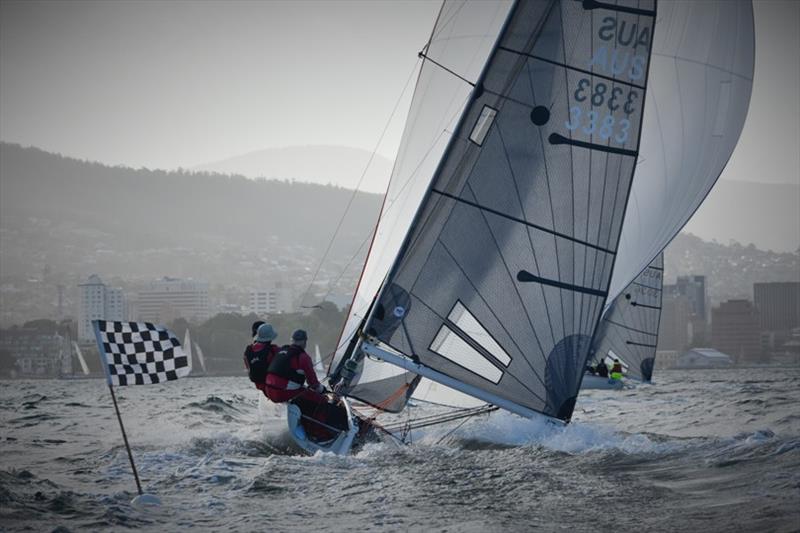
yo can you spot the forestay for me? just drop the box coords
[356,0,658,421]
[608,0,754,302]
[591,252,663,382]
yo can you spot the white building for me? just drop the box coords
[675,348,733,369]
[250,283,294,315]
[137,277,210,323]
[78,274,126,341]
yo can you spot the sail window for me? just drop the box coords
[430,325,503,383]
[448,301,511,366]
[712,81,732,137]
[469,105,497,146]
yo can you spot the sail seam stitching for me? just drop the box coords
[431,188,617,255]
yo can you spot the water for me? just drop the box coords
[2,368,799,532]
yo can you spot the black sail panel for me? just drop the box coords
[591,252,664,382]
[365,0,657,420]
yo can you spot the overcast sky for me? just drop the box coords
[1,0,798,185]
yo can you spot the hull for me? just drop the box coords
[286,396,380,455]
[581,374,624,390]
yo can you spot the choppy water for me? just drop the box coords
[2,368,799,532]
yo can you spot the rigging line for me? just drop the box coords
[298,56,422,308]
[581,0,656,18]
[434,406,499,445]
[418,51,475,87]
[382,404,494,430]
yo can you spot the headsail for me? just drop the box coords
[608,0,754,301]
[328,0,515,412]
[590,252,663,382]
[343,0,659,421]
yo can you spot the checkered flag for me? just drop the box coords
[93,320,191,386]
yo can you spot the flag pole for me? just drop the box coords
[92,320,143,496]
[108,382,143,495]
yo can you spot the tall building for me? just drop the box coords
[754,282,800,332]
[672,275,707,320]
[711,299,761,363]
[659,292,692,351]
[78,274,126,341]
[250,283,294,315]
[137,277,209,323]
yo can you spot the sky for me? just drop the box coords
[0,0,798,185]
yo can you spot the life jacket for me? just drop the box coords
[610,362,623,380]
[246,343,274,384]
[267,344,306,386]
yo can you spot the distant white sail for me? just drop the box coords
[183,330,193,373]
[194,342,207,374]
[72,341,90,375]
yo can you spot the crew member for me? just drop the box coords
[265,329,325,402]
[266,330,338,439]
[610,358,624,380]
[596,358,609,378]
[243,323,279,396]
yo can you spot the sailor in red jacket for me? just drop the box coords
[243,322,279,397]
[265,329,325,403]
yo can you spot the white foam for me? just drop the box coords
[416,410,684,455]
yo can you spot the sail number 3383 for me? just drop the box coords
[565,78,638,144]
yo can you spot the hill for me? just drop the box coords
[0,142,381,281]
[194,145,394,194]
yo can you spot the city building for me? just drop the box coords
[78,274,127,341]
[249,283,294,315]
[136,278,210,324]
[0,329,67,377]
[754,282,800,350]
[672,275,707,319]
[659,292,692,351]
[711,299,761,363]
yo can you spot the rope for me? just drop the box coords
[298,57,422,309]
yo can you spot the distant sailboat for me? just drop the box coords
[72,341,90,375]
[183,330,207,376]
[194,341,207,374]
[282,0,753,455]
[582,252,663,389]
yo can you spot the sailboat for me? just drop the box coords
[183,329,207,376]
[582,252,663,389]
[285,0,753,455]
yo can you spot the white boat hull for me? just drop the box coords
[286,397,361,455]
